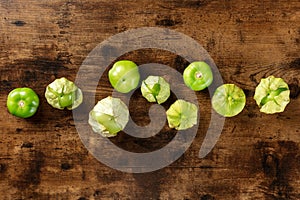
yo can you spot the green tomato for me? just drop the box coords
[88,96,129,137]
[212,84,246,117]
[166,99,198,130]
[108,60,140,93]
[141,76,170,104]
[7,87,39,118]
[254,76,290,114]
[45,77,83,110]
[183,61,213,91]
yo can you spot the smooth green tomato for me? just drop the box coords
[254,76,290,114]
[45,77,83,110]
[108,60,140,93]
[183,61,213,91]
[212,84,246,117]
[7,87,39,118]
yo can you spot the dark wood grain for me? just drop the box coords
[0,0,300,199]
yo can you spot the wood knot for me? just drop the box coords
[21,142,34,148]
[289,78,300,99]
[0,163,7,173]
[200,194,216,200]
[61,162,72,170]
[155,16,181,27]
[262,149,279,178]
[16,128,22,133]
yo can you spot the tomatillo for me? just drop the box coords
[183,61,213,91]
[108,60,140,93]
[7,87,39,118]
[166,99,198,130]
[45,77,83,110]
[212,84,246,117]
[88,96,129,137]
[254,76,290,114]
[141,76,170,104]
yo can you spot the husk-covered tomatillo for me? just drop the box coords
[141,76,170,104]
[212,84,246,117]
[166,99,198,130]
[254,76,290,114]
[88,96,129,137]
[45,77,83,110]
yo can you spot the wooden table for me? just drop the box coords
[0,0,299,199]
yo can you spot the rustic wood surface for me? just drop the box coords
[0,0,300,199]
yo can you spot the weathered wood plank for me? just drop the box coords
[0,0,299,199]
